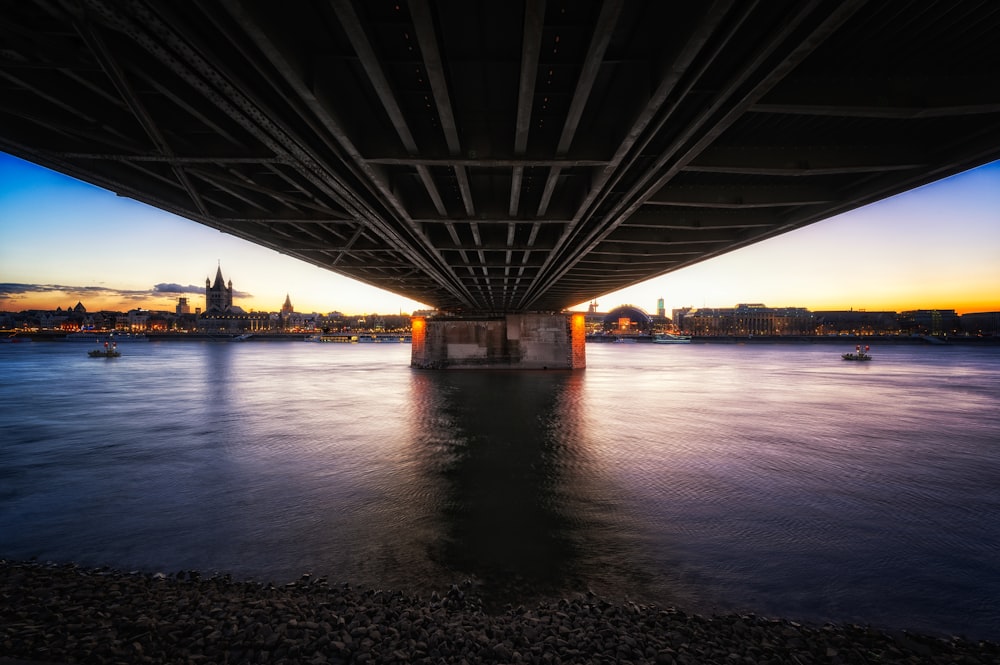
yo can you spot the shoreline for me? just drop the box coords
[2,560,997,664]
[6,330,1000,345]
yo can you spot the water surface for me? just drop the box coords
[1,340,998,639]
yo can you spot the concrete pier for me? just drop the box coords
[411,313,586,370]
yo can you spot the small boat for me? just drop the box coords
[653,333,692,344]
[88,342,121,358]
[842,344,872,361]
[1,333,30,343]
[232,333,253,342]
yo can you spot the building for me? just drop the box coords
[124,308,150,331]
[205,265,233,312]
[898,309,961,336]
[813,310,898,336]
[602,305,653,334]
[672,307,695,331]
[960,311,1000,336]
[684,304,815,336]
[198,265,269,333]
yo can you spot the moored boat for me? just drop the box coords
[653,333,692,344]
[306,333,411,343]
[305,333,357,343]
[66,332,148,343]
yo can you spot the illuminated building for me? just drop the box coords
[685,304,814,336]
[602,305,653,334]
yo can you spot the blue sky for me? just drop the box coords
[2,152,998,315]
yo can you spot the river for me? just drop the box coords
[1,339,998,640]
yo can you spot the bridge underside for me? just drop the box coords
[2,1,999,313]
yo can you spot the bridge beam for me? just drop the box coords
[411,313,586,370]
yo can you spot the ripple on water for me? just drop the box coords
[1,341,999,639]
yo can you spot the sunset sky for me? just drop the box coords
[2,152,998,317]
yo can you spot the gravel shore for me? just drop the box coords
[2,559,997,664]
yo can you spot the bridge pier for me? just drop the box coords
[411,313,586,370]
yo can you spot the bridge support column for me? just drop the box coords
[411,313,586,370]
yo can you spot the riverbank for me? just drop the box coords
[2,560,997,664]
[8,330,1000,347]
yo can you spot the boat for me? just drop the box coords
[305,333,411,343]
[113,333,149,342]
[65,332,103,342]
[66,332,148,343]
[653,333,692,344]
[232,333,254,342]
[842,344,872,361]
[1,333,30,343]
[88,342,121,358]
[305,333,357,343]
[358,334,412,343]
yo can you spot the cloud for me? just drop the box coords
[1,283,69,295]
[0,282,134,296]
[0,282,190,302]
[0,282,253,305]
[153,283,253,298]
[152,283,205,295]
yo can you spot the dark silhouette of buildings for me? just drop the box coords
[205,264,233,313]
[198,265,268,333]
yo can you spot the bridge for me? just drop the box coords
[3,1,999,367]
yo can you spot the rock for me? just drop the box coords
[1,559,998,665]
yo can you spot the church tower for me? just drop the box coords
[205,264,233,312]
[281,294,294,315]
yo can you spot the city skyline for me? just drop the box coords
[2,152,999,317]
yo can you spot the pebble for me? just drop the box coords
[1,559,998,664]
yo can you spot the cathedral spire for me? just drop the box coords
[212,264,226,289]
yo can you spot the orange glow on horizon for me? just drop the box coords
[5,288,999,317]
[1,291,418,316]
[2,293,183,314]
[569,296,999,317]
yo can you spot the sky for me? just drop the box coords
[1,151,998,316]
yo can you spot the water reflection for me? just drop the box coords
[5,342,996,638]
[202,342,237,427]
[407,370,619,606]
